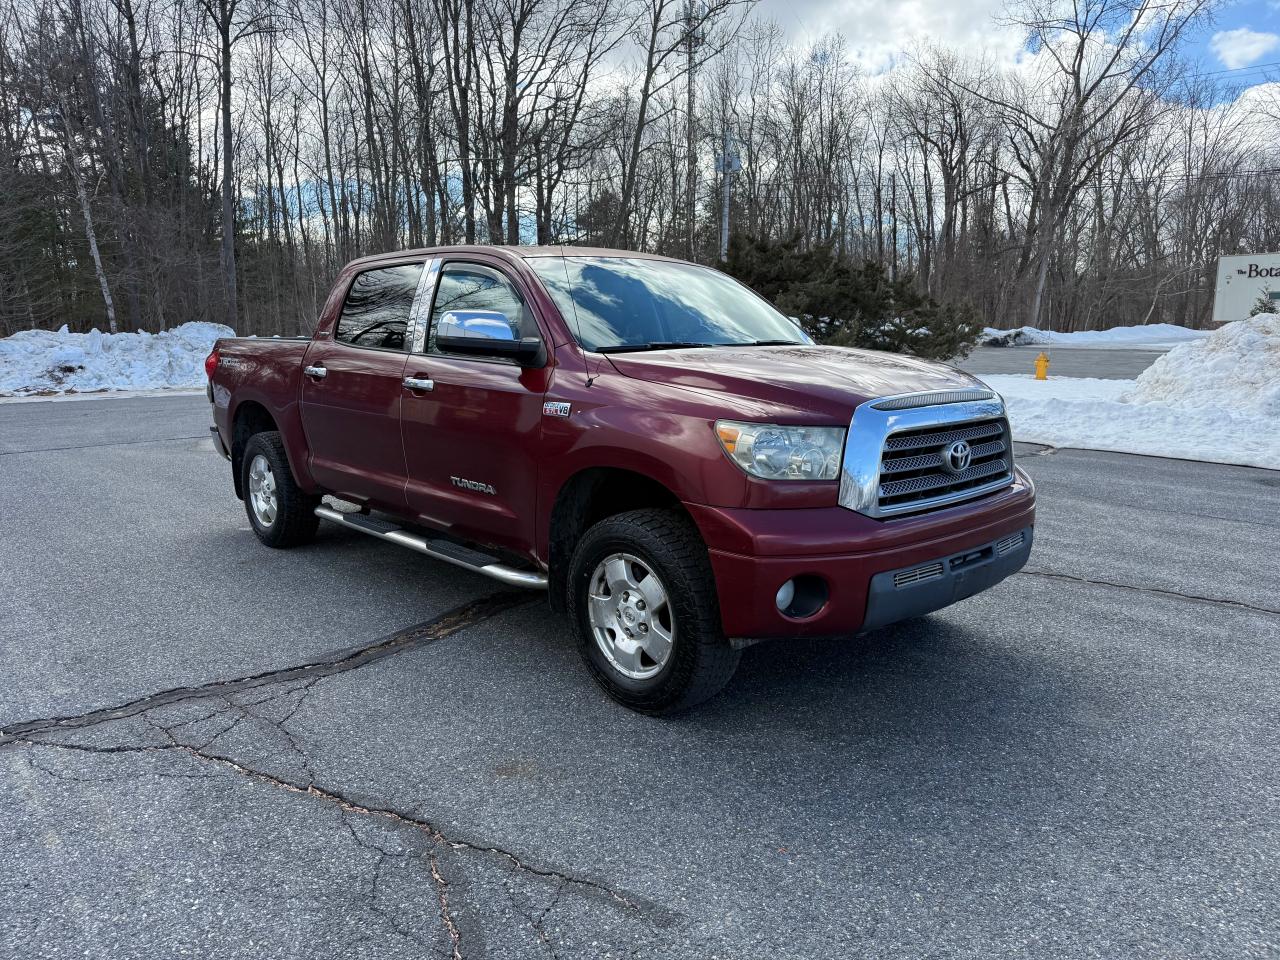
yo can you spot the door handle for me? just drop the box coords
[403,376,434,391]
[304,365,327,379]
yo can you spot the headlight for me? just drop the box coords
[714,420,846,481]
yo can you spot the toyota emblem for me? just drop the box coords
[944,439,972,473]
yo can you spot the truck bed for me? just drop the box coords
[208,336,311,455]
[211,337,310,395]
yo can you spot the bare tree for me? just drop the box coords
[975,0,1215,327]
[196,0,274,327]
[605,0,746,247]
[1,0,1274,338]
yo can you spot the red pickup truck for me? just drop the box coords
[207,246,1035,713]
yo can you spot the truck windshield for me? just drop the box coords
[527,256,810,353]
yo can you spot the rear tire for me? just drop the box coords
[567,509,740,714]
[241,431,320,548]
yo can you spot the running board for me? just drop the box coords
[314,505,547,590]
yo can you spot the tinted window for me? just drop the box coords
[335,263,423,350]
[427,262,536,354]
[527,256,808,351]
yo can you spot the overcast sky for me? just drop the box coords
[751,0,1017,68]
[751,0,1280,89]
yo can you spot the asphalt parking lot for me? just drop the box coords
[958,344,1167,379]
[2,394,1277,959]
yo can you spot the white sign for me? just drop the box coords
[1213,252,1280,325]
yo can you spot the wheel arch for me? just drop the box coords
[230,401,281,499]
[545,466,689,614]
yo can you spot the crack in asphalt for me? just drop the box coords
[14,731,653,950]
[1017,568,1280,617]
[341,815,444,954]
[0,434,209,456]
[429,851,464,960]
[531,879,567,959]
[0,593,536,744]
[2,592,661,956]
[205,680,323,785]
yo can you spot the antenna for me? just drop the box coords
[558,249,599,387]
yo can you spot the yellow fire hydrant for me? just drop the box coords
[1034,351,1050,381]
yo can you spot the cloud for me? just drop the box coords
[752,0,1024,70]
[1210,27,1280,70]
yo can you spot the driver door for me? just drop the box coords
[400,256,551,556]
[300,260,424,511]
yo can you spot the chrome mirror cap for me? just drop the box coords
[437,309,517,342]
[435,309,543,365]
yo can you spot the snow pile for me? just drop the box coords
[981,322,1210,350]
[980,315,1280,469]
[1126,313,1280,417]
[0,322,233,396]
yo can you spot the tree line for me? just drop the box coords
[1,0,1277,340]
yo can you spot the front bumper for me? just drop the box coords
[861,526,1032,631]
[687,468,1035,640]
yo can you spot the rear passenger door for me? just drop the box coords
[300,261,426,511]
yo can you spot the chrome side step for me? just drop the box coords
[314,505,548,590]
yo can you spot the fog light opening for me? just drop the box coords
[776,574,828,620]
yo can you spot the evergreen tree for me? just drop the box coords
[725,235,982,360]
[1249,290,1276,317]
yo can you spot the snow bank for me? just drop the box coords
[1127,313,1279,418]
[981,322,1210,350]
[0,322,233,397]
[980,315,1280,469]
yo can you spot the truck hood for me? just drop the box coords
[604,344,988,421]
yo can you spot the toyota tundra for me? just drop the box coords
[206,246,1035,713]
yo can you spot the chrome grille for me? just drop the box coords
[875,416,1013,516]
[881,438,1007,475]
[884,420,1004,452]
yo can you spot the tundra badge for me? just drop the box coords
[450,476,497,496]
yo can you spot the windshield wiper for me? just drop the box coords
[597,339,806,353]
[597,341,718,354]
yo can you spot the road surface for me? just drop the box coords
[2,394,1276,959]
[958,344,1168,379]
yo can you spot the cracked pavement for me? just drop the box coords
[1,395,1278,958]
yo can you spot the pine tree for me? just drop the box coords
[1248,290,1276,317]
[725,235,981,359]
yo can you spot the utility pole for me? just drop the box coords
[684,0,703,260]
[889,171,898,282]
[715,131,740,263]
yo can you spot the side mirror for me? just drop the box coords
[435,310,542,365]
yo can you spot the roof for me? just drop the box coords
[512,245,685,263]
[344,244,691,270]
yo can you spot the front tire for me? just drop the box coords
[240,431,320,548]
[567,510,740,714]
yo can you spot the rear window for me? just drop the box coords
[335,263,423,350]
